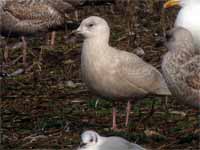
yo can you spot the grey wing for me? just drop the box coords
[99,137,146,150]
[117,51,171,96]
[2,1,64,34]
[178,55,200,108]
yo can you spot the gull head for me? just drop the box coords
[164,0,200,8]
[76,16,110,40]
[165,27,194,51]
[78,130,99,149]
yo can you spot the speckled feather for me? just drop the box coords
[0,0,74,36]
[162,27,200,108]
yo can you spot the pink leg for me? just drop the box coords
[112,106,117,130]
[46,33,50,45]
[125,100,131,127]
[21,36,27,67]
[50,31,56,47]
[4,46,9,64]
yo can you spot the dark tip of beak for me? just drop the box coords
[79,142,86,148]
[64,30,78,39]
[64,30,83,44]
[65,20,81,30]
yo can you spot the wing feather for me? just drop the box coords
[182,55,200,90]
[116,50,170,95]
[3,1,64,33]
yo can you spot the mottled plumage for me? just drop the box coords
[0,0,115,36]
[77,16,171,129]
[162,27,200,108]
[0,0,74,36]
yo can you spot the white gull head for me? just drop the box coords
[76,16,110,42]
[77,130,100,150]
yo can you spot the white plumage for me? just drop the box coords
[77,130,147,150]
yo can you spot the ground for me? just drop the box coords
[1,0,199,149]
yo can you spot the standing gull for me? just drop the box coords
[77,130,147,150]
[162,27,200,109]
[76,16,171,129]
[164,0,200,49]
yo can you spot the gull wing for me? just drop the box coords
[116,50,171,96]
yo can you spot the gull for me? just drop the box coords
[0,0,115,67]
[77,130,147,150]
[0,0,77,66]
[164,0,200,49]
[76,16,171,130]
[162,27,200,109]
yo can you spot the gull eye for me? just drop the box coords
[87,23,94,28]
[89,138,93,142]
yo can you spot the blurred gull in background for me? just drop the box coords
[162,27,200,109]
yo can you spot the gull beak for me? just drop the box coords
[64,29,82,44]
[79,142,86,148]
[64,26,83,44]
[66,27,81,37]
[164,0,180,8]
[76,27,82,34]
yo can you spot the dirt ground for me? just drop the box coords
[1,0,199,149]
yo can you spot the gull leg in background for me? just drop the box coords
[125,100,132,127]
[112,104,117,130]
[4,46,9,64]
[21,36,27,67]
[50,31,56,47]
[46,33,50,45]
